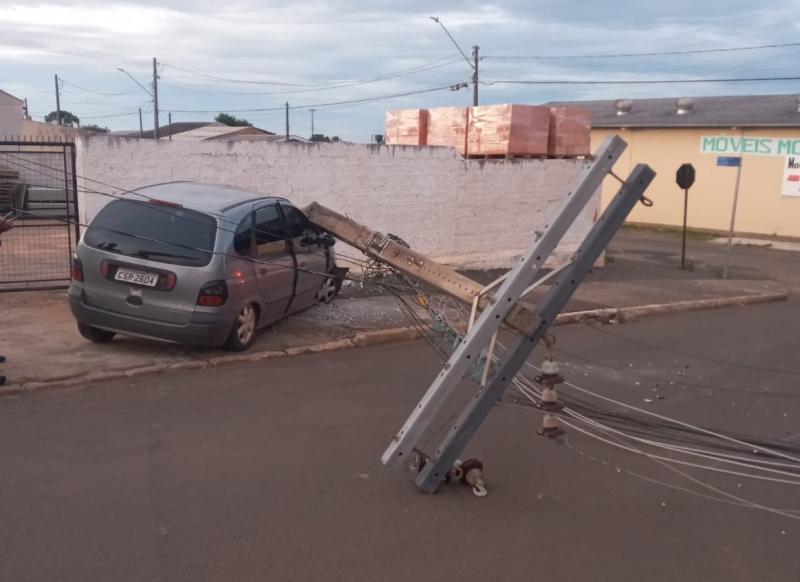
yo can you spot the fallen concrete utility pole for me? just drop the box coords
[304,202,539,334]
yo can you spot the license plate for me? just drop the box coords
[114,267,159,287]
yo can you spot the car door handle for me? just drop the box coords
[259,268,267,275]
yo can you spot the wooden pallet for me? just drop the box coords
[464,153,547,160]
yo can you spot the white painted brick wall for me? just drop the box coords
[75,137,598,268]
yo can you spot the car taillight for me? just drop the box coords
[165,272,177,290]
[100,259,109,278]
[197,280,228,307]
[71,255,84,282]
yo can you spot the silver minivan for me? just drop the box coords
[68,182,342,350]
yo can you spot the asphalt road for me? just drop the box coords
[1,298,799,581]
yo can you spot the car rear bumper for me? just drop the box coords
[68,288,233,347]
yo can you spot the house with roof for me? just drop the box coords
[1,88,81,141]
[112,121,274,141]
[0,89,25,137]
[549,94,800,238]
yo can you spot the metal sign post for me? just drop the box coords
[717,156,743,279]
[676,163,696,270]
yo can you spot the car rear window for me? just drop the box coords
[84,199,217,267]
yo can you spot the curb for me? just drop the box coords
[554,291,789,325]
[2,327,427,396]
[1,292,787,396]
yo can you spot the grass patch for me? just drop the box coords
[621,223,718,241]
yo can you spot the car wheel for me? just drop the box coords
[316,274,340,304]
[224,303,258,351]
[77,323,116,343]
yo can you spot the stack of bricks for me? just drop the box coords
[384,109,428,146]
[548,107,591,157]
[426,106,470,155]
[467,104,550,157]
[384,104,591,158]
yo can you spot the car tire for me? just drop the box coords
[316,274,340,304]
[224,303,258,352]
[77,323,116,343]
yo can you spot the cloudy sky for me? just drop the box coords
[2,0,800,140]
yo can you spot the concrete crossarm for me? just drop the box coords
[304,202,539,334]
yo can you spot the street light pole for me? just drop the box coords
[310,108,315,138]
[117,66,155,139]
[430,16,478,105]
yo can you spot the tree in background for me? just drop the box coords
[44,110,80,127]
[82,124,110,134]
[215,113,252,127]
[311,134,340,143]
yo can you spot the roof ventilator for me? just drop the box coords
[615,99,633,116]
[676,97,695,115]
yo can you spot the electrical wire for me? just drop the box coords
[482,76,800,86]
[60,79,141,97]
[80,110,148,120]
[562,407,800,485]
[586,324,800,377]
[553,372,800,464]
[483,41,800,60]
[161,54,461,89]
[165,82,469,114]
[504,367,800,518]
[553,344,800,399]
[564,437,800,514]
[1,153,432,304]
[160,57,464,97]
[559,418,800,521]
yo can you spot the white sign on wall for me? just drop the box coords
[782,156,800,197]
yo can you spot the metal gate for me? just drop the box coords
[0,139,80,291]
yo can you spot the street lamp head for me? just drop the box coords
[430,16,439,22]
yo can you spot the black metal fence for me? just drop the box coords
[0,140,80,291]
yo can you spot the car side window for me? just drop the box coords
[233,214,253,256]
[280,204,318,241]
[254,204,289,257]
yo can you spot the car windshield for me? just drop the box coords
[84,199,217,267]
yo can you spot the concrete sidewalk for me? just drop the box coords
[0,269,787,391]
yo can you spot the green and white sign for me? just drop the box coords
[700,135,800,157]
